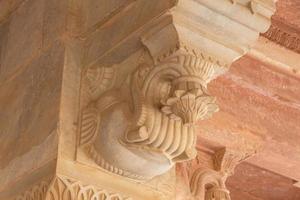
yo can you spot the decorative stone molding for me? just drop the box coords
[262,18,300,54]
[13,176,131,200]
[46,177,131,200]
[14,181,49,200]
[190,169,230,200]
[77,0,276,181]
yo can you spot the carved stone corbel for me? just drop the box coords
[78,0,276,181]
[189,148,253,200]
[79,44,221,180]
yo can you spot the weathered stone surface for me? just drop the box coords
[196,53,300,183]
[0,0,67,82]
[0,41,64,169]
[275,0,300,30]
[227,163,300,200]
[0,0,24,23]
[42,0,68,48]
[230,55,300,104]
[208,56,300,147]
[0,0,44,81]
[0,20,10,72]
[82,0,134,33]
[0,132,57,194]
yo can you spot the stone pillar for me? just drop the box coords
[0,0,276,199]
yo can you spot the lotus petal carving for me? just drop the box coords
[161,89,219,125]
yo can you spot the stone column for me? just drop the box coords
[0,0,276,199]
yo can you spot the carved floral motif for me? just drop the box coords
[14,181,49,200]
[161,89,218,125]
[46,177,130,200]
[13,177,131,200]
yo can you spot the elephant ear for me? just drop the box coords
[79,105,101,146]
[85,66,116,100]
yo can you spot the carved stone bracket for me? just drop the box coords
[189,148,254,200]
[77,0,276,181]
[79,46,221,180]
[190,169,230,200]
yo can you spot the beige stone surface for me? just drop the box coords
[0,0,24,23]
[0,0,44,81]
[0,0,67,82]
[0,42,65,197]
[0,41,64,167]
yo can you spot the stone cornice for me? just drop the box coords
[159,0,276,65]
